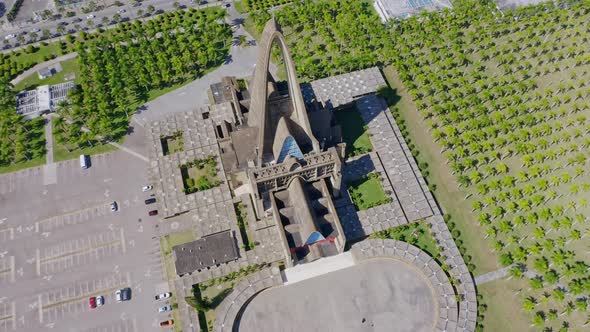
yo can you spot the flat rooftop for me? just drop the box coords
[373,0,452,21]
[173,231,239,275]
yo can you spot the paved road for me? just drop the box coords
[1,0,229,50]
[10,52,78,86]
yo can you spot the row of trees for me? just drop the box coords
[0,80,46,166]
[59,7,231,143]
[250,0,590,330]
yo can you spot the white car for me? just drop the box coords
[96,295,104,306]
[117,9,126,13]
[4,34,16,40]
[30,28,40,33]
[158,304,172,313]
[115,289,122,302]
[86,14,95,19]
[154,292,171,300]
[142,185,153,192]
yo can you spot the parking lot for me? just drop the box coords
[0,148,172,332]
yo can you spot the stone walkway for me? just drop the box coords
[42,114,57,186]
[474,266,511,285]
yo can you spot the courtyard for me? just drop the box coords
[235,258,437,332]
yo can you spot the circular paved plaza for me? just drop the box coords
[235,258,438,332]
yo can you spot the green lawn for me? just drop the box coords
[478,278,534,332]
[382,66,498,275]
[347,172,391,211]
[0,157,45,175]
[8,43,66,68]
[333,105,372,158]
[160,230,196,282]
[14,57,79,91]
[234,0,247,13]
[53,142,117,162]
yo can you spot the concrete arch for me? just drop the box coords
[247,19,320,166]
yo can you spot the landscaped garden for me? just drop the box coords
[161,130,184,156]
[333,105,372,158]
[184,264,267,332]
[346,172,391,211]
[180,156,221,194]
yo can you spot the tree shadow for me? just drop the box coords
[376,85,401,108]
[209,288,233,308]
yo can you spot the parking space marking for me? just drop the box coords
[0,228,14,242]
[38,203,111,233]
[40,274,128,324]
[0,302,14,331]
[0,256,14,285]
[36,249,41,277]
[120,228,126,254]
[39,231,122,276]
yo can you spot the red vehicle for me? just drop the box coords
[148,210,158,216]
[89,296,97,309]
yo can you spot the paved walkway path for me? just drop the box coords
[475,266,541,286]
[10,53,78,87]
[106,140,149,163]
[45,114,54,164]
[42,114,57,186]
[282,252,355,285]
[474,266,510,285]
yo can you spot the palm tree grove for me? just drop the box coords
[0,0,589,331]
[248,0,590,330]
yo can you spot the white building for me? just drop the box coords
[16,82,75,119]
[373,0,453,22]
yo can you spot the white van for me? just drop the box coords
[80,155,88,169]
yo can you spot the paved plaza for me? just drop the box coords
[0,148,169,332]
[235,258,437,332]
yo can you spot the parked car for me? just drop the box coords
[154,292,171,300]
[158,304,172,313]
[159,320,174,327]
[4,34,16,40]
[30,28,40,33]
[89,296,97,309]
[148,210,158,216]
[144,198,156,204]
[86,14,95,19]
[110,201,118,212]
[142,185,153,192]
[96,295,104,306]
[115,288,131,302]
[117,9,126,13]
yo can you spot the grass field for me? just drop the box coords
[160,230,196,281]
[0,157,45,175]
[379,4,590,330]
[14,58,79,91]
[347,172,391,211]
[333,105,373,158]
[7,42,66,68]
